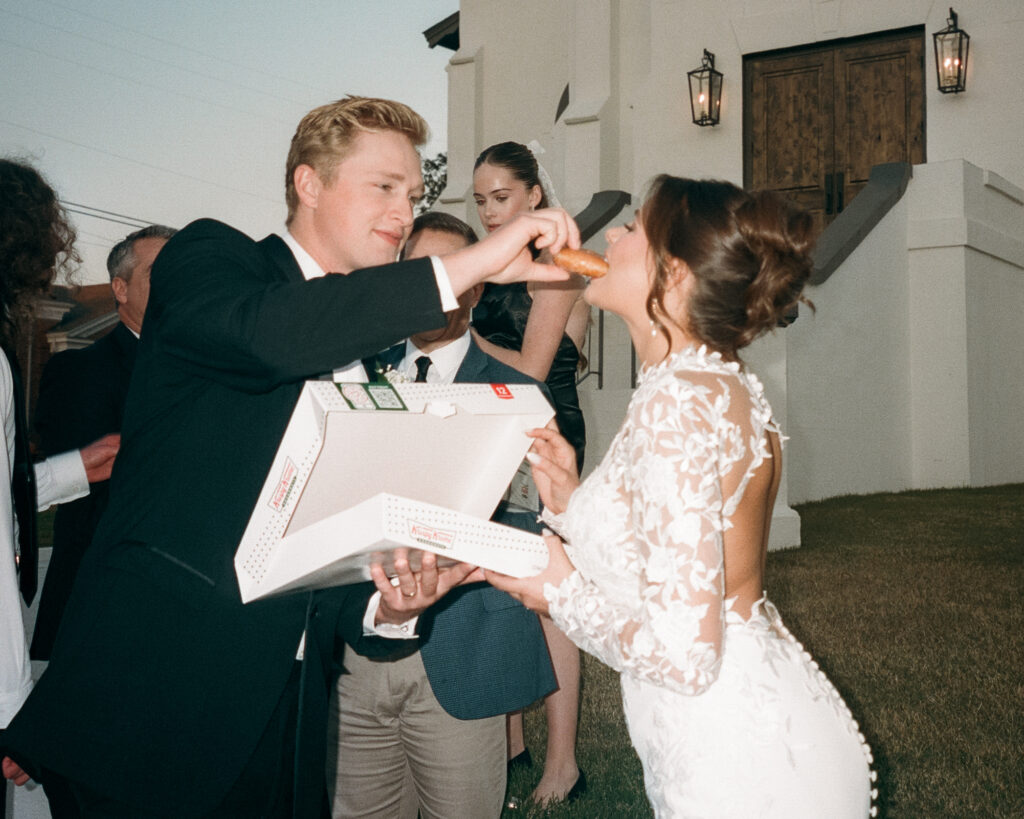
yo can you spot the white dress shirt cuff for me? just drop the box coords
[362,591,419,638]
[36,450,90,511]
[430,256,459,313]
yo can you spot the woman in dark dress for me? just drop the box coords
[472,144,588,473]
[471,141,587,806]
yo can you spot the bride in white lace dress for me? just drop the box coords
[486,176,875,817]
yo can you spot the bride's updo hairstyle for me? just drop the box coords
[643,175,814,360]
[474,142,550,208]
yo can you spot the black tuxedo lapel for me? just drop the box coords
[262,234,354,385]
[377,343,405,370]
[258,233,305,284]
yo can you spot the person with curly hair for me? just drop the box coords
[0,159,120,816]
[0,160,79,346]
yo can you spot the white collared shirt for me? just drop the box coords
[397,331,471,385]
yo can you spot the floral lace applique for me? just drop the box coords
[544,346,775,695]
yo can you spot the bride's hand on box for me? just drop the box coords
[484,533,574,616]
[526,425,579,515]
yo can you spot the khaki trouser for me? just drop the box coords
[327,646,505,819]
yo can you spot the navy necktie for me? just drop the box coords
[414,356,432,383]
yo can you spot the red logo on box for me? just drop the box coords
[491,383,513,399]
[409,521,456,550]
[269,458,298,512]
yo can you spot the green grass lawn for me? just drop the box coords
[504,484,1024,818]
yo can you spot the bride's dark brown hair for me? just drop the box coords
[642,175,814,360]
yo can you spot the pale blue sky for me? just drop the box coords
[1,0,456,282]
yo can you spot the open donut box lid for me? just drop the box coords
[234,380,554,602]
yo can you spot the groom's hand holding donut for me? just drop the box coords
[441,207,580,296]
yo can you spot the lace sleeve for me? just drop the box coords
[544,375,735,695]
[538,505,568,537]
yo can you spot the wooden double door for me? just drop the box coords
[744,27,925,233]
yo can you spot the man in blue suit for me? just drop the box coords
[329,212,556,818]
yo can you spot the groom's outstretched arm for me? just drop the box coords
[441,208,578,297]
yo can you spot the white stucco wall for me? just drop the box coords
[785,159,1024,503]
[786,200,913,502]
[450,0,1023,200]
[906,161,1024,490]
[447,0,1024,512]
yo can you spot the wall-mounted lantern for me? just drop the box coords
[687,49,723,126]
[933,7,969,93]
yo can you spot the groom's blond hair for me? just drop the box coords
[285,96,429,224]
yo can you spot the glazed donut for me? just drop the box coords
[553,247,608,278]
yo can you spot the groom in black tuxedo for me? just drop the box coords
[1,97,577,818]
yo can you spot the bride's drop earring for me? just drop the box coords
[649,319,658,337]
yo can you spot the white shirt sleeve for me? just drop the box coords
[362,591,419,639]
[429,256,459,313]
[35,449,90,511]
[296,591,419,661]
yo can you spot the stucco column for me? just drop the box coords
[560,0,613,212]
[438,47,481,211]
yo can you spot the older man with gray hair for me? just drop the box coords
[105,224,178,334]
[29,224,177,662]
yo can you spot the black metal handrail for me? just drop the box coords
[811,161,912,285]
[779,161,912,326]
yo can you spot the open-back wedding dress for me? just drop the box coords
[542,346,875,818]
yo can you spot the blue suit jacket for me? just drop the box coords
[369,339,557,720]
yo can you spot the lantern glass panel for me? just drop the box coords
[933,19,969,93]
[687,64,723,126]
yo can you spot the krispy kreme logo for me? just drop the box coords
[491,383,513,399]
[408,520,456,551]
[268,458,298,512]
